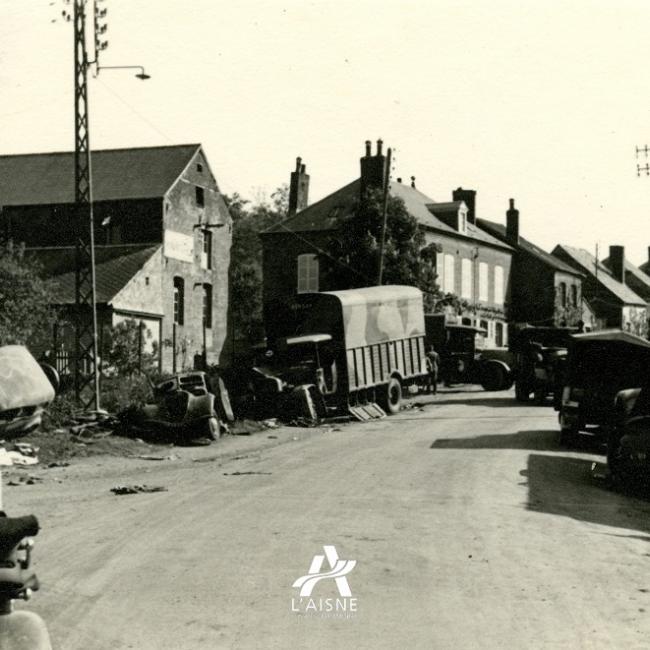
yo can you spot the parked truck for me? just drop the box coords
[424,313,512,391]
[255,285,428,417]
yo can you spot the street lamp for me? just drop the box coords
[96,65,151,80]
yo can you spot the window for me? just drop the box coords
[559,282,567,307]
[197,163,203,173]
[479,262,489,302]
[494,265,504,305]
[173,277,185,325]
[203,283,213,329]
[461,258,473,299]
[195,186,205,207]
[201,229,212,270]
[443,254,455,294]
[480,319,489,334]
[297,254,319,293]
[570,284,578,307]
[495,322,504,347]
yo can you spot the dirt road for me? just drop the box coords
[7,389,650,649]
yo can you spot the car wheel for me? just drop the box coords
[480,363,505,392]
[380,377,402,415]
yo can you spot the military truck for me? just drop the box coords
[424,313,512,391]
[256,285,428,416]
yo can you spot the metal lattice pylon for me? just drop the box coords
[73,0,100,409]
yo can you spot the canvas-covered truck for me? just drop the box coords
[255,285,428,416]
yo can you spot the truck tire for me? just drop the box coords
[515,380,531,402]
[380,377,402,415]
[480,362,506,392]
[559,425,578,447]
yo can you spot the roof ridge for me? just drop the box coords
[0,144,200,159]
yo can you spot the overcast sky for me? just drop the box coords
[2,0,650,264]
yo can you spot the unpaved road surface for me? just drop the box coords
[7,389,650,649]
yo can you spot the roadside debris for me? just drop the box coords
[111,484,168,495]
[0,442,40,466]
[131,454,178,461]
[7,475,44,486]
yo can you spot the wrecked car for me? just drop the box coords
[0,346,56,436]
[119,371,220,444]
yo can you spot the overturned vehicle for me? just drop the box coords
[0,346,56,436]
[253,286,428,419]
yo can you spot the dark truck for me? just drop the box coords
[424,314,512,391]
[510,325,577,404]
[256,285,428,417]
[559,329,650,445]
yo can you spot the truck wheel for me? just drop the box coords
[559,425,578,447]
[480,363,505,392]
[206,416,220,441]
[380,377,402,415]
[515,381,530,402]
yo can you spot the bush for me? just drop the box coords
[100,374,155,414]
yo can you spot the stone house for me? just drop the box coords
[0,144,232,372]
[478,204,583,327]
[261,141,514,348]
[552,244,648,336]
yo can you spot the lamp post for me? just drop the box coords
[71,0,149,409]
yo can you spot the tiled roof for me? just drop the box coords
[478,218,581,275]
[0,144,201,206]
[602,256,650,290]
[553,245,646,305]
[27,244,160,305]
[265,178,511,249]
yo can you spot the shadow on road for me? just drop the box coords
[431,428,606,453]
[522,453,650,536]
[419,397,523,408]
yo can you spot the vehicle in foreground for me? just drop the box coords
[558,330,650,445]
[256,285,428,416]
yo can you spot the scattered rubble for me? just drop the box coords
[111,484,168,495]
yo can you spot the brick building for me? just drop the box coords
[0,144,232,372]
[478,203,583,327]
[261,141,514,348]
[552,244,648,336]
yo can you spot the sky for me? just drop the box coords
[2,1,650,264]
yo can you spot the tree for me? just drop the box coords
[322,188,443,310]
[105,319,158,376]
[226,185,288,348]
[0,241,54,346]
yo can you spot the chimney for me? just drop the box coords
[360,139,387,196]
[609,245,626,284]
[506,198,519,245]
[452,188,477,224]
[288,156,310,216]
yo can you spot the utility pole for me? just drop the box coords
[377,147,392,286]
[73,0,100,410]
[66,0,148,408]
